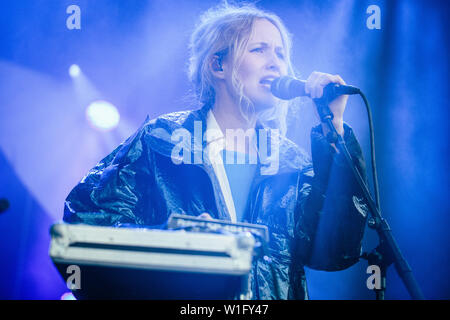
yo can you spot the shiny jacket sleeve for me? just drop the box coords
[295,123,368,271]
[63,125,153,227]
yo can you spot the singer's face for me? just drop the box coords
[234,19,288,110]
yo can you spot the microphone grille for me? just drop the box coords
[271,76,304,100]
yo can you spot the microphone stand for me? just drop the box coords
[313,94,424,300]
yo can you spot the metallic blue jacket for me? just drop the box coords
[63,104,368,299]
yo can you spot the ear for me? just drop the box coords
[209,55,226,79]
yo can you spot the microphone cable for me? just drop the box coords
[358,91,381,212]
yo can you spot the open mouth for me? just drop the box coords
[260,77,275,87]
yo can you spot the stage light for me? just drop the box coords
[85,100,120,131]
[69,64,81,78]
[60,292,76,300]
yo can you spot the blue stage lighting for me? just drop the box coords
[85,100,120,131]
[69,64,81,78]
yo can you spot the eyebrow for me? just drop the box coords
[248,42,285,51]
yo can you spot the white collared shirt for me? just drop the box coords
[204,110,261,223]
[204,110,238,222]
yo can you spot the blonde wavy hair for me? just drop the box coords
[187,2,296,135]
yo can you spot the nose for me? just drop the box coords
[265,50,282,73]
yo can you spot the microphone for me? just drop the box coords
[271,76,360,101]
